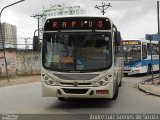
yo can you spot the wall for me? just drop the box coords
[0,49,17,76]
[16,50,41,75]
[0,49,41,77]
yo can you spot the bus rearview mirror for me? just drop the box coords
[115,31,121,46]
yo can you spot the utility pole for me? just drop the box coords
[31,13,44,41]
[95,2,112,15]
[157,1,160,83]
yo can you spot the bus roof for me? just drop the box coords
[45,14,111,20]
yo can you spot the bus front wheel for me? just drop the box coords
[123,73,128,76]
[58,97,66,101]
[112,82,119,100]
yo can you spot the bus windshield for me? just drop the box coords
[123,45,141,63]
[42,32,112,72]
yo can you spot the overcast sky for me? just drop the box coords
[0,0,158,41]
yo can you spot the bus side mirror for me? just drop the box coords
[33,36,39,51]
[115,31,121,46]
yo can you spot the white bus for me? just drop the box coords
[122,39,159,75]
[41,15,123,100]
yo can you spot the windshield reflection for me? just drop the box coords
[123,45,141,63]
[42,32,112,72]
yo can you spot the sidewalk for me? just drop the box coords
[0,75,41,88]
[138,78,160,97]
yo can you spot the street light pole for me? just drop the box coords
[0,0,25,82]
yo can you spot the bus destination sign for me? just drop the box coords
[44,17,111,31]
[122,41,141,45]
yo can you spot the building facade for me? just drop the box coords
[43,4,86,17]
[0,22,17,49]
[40,4,86,29]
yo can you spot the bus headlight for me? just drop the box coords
[44,76,49,80]
[41,73,57,86]
[98,80,107,86]
[135,63,142,68]
[45,80,56,86]
[94,76,111,87]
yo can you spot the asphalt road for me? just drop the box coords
[0,73,160,116]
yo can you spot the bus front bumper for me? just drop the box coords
[41,81,114,99]
[123,66,147,74]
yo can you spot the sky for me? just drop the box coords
[0,0,159,45]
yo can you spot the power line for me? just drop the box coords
[31,13,44,40]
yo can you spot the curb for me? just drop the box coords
[138,84,160,97]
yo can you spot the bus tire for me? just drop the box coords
[119,72,123,87]
[112,82,119,100]
[119,80,122,87]
[146,65,151,75]
[58,97,66,101]
[123,73,128,76]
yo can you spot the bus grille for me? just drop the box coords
[62,88,88,94]
[54,74,99,80]
[60,82,92,86]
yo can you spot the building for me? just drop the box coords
[0,22,17,49]
[40,4,86,29]
[43,4,86,16]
